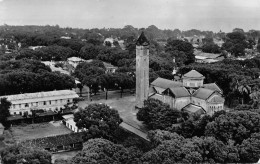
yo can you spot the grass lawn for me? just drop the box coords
[10,122,72,142]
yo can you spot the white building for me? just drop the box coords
[62,114,83,133]
[0,90,79,116]
[67,57,86,68]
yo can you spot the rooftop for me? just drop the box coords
[166,87,190,98]
[67,57,86,62]
[183,70,204,79]
[136,32,149,46]
[203,83,222,93]
[0,90,78,102]
[151,77,182,89]
[182,103,206,114]
[192,88,215,100]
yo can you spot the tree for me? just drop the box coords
[205,111,260,144]
[239,132,260,163]
[142,130,240,163]
[201,42,221,54]
[1,144,52,164]
[165,39,195,65]
[114,73,135,98]
[222,31,248,57]
[137,98,182,130]
[74,104,123,140]
[71,138,142,164]
[0,98,11,126]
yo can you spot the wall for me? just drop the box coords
[174,97,191,110]
[9,98,73,115]
[183,79,204,88]
[136,45,149,108]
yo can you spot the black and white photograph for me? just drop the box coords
[0,0,260,163]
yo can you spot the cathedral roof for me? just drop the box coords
[136,31,149,46]
[166,87,190,98]
[203,83,222,93]
[182,103,206,115]
[183,70,204,79]
[151,77,182,89]
[192,88,215,100]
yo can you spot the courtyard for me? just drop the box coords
[78,94,148,132]
[10,122,72,142]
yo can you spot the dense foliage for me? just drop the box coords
[137,98,184,130]
[74,104,123,140]
[0,98,11,126]
[1,144,52,164]
[0,59,75,96]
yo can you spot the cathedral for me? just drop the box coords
[149,70,225,116]
[135,32,224,116]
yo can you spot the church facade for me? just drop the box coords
[149,70,225,116]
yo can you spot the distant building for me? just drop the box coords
[103,62,117,73]
[150,70,225,116]
[60,36,71,39]
[194,50,224,63]
[28,46,45,50]
[0,90,79,116]
[67,57,86,68]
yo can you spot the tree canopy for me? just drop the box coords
[74,103,123,140]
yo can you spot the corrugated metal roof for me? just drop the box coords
[151,77,182,89]
[0,90,78,104]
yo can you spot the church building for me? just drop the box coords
[149,70,225,116]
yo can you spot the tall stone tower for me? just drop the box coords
[136,32,149,108]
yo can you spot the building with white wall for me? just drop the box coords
[67,57,86,68]
[0,90,79,116]
[150,70,225,116]
[62,114,83,133]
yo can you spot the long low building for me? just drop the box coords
[0,90,79,115]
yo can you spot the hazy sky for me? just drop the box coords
[0,0,260,32]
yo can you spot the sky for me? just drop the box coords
[0,0,260,32]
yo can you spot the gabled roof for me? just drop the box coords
[136,32,149,46]
[151,77,182,89]
[208,95,225,103]
[182,103,206,115]
[165,87,190,98]
[203,83,222,93]
[183,70,204,78]
[192,88,215,100]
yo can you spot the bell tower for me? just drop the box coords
[136,32,149,108]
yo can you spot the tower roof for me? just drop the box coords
[183,70,204,78]
[136,32,149,46]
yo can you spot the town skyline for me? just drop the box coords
[0,0,260,32]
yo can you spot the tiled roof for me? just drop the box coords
[167,87,190,98]
[0,90,79,104]
[203,83,222,93]
[183,70,204,78]
[192,88,215,100]
[182,103,206,114]
[21,132,84,149]
[151,78,182,89]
